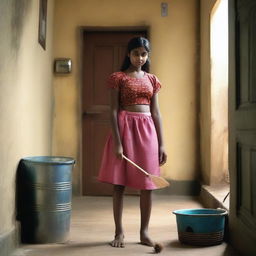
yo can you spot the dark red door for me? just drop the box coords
[82,30,147,195]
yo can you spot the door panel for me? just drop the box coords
[82,30,147,195]
[229,0,256,254]
[94,46,114,105]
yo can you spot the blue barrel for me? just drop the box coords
[173,208,228,246]
[17,156,75,243]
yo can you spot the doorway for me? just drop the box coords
[210,0,229,185]
[81,29,147,195]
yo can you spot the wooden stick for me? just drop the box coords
[122,154,170,189]
[122,155,149,176]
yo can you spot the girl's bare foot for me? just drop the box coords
[110,234,125,248]
[140,231,154,246]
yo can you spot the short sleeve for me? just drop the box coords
[148,74,161,94]
[106,72,121,90]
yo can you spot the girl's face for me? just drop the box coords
[128,47,149,69]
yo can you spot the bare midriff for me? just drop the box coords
[122,104,150,113]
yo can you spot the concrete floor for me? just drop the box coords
[14,195,241,256]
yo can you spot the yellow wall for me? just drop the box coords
[210,0,229,184]
[0,0,54,246]
[53,0,199,194]
[200,0,217,184]
[200,0,229,185]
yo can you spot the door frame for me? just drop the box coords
[78,26,150,195]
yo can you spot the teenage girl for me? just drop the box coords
[98,37,167,248]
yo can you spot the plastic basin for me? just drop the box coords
[173,208,228,246]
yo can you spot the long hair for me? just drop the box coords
[120,37,150,72]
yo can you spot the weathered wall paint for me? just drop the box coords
[0,0,54,250]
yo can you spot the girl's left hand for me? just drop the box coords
[159,147,167,166]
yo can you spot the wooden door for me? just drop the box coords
[82,30,147,195]
[229,0,256,254]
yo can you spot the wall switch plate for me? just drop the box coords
[161,2,168,17]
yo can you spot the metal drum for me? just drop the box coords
[17,156,75,243]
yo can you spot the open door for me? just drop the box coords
[229,0,256,255]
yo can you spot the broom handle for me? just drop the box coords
[122,155,149,176]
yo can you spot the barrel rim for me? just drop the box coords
[21,156,75,165]
[172,208,228,216]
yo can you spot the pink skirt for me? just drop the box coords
[98,110,160,190]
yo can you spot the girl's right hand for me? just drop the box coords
[115,144,123,160]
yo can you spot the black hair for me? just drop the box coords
[120,37,150,72]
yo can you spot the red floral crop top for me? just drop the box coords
[107,72,161,107]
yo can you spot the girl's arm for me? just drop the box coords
[150,93,167,165]
[109,88,123,159]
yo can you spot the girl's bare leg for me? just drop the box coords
[110,185,125,248]
[140,190,154,246]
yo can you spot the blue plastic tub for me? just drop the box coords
[173,208,228,246]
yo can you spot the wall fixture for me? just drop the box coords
[54,58,72,74]
[161,2,168,17]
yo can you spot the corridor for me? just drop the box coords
[14,195,240,256]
